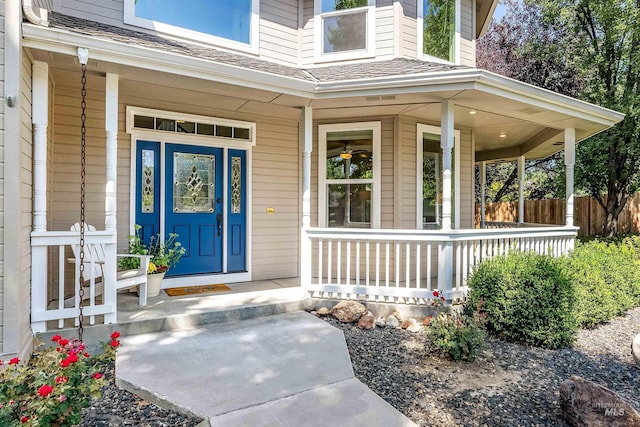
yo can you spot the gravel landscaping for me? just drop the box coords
[79,307,639,426]
[327,307,640,426]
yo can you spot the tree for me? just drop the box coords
[536,0,640,236]
[475,1,579,205]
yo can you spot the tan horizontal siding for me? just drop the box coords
[260,0,300,65]
[56,0,123,27]
[400,0,418,58]
[459,0,475,66]
[50,69,300,281]
[376,1,395,59]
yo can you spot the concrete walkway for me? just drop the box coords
[117,312,416,426]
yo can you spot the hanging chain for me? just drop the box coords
[78,63,87,341]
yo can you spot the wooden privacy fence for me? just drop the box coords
[475,193,640,237]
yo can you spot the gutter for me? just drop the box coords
[22,0,49,27]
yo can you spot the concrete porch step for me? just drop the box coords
[37,286,311,346]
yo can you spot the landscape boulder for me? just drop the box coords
[331,301,367,323]
[375,316,386,327]
[559,375,640,427]
[316,307,331,316]
[357,312,376,330]
[386,315,400,328]
[632,333,640,366]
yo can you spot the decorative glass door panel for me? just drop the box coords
[165,144,223,276]
[135,141,161,244]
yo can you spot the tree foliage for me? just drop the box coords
[539,0,640,236]
[478,0,640,235]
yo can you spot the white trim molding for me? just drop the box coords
[314,0,376,63]
[417,0,461,64]
[318,121,381,229]
[416,123,461,230]
[128,107,255,285]
[123,0,260,55]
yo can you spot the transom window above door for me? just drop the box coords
[124,0,259,53]
[314,0,376,62]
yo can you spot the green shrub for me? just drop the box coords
[466,252,576,349]
[427,308,486,361]
[565,238,640,327]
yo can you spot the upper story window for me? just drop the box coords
[315,0,376,62]
[124,0,259,53]
[418,0,459,63]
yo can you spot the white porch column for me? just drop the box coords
[105,73,118,232]
[480,161,486,229]
[518,155,525,224]
[32,61,49,232]
[438,100,454,296]
[565,128,576,227]
[300,106,313,289]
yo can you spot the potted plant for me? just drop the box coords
[121,226,185,297]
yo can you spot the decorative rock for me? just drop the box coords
[422,316,433,326]
[559,375,640,427]
[407,323,424,333]
[375,316,386,327]
[386,315,400,328]
[632,333,640,366]
[357,313,376,330]
[392,310,404,323]
[330,301,367,323]
[401,320,411,329]
[317,307,331,316]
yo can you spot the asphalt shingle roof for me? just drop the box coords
[43,13,470,84]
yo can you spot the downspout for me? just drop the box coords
[22,0,49,27]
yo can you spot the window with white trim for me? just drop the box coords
[124,0,259,53]
[319,122,381,228]
[418,0,459,63]
[417,124,460,229]
[315,0,375,61]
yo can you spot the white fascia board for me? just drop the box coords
[316,68,624,127]
[22,23,316,98]
[475,70,625,126]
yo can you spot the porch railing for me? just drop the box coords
[31,230,118,333]
[302,226,578,305]
[484,221,560,229]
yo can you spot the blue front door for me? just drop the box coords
[135,141,247,277]
[165,144,224,276]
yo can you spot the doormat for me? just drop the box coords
[165,284,232,297]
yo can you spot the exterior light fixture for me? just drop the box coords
[499,133,507,138]
[469,110,477,115]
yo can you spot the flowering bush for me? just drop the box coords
[0,332,121,426]
[119,225,185,275]
[429,290,446,307]
[427,302,487,361]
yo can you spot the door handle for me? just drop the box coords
[216,213,223,237]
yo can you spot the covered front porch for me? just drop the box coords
[26,55,620,333]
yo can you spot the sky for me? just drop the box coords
[493,2,507,21]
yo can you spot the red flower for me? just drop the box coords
[8,357,19,365]
[432,290,439,297]
[38,384,54,397]
[110,339,120,348]
[55,376,68,384]
[440,296,445,301]
[111,331,121,339]
[83,352,91,358]
[51,335,62,342]
[93,372,103,380]
[60,353,78,367]
[0,360,3,366]
[58,339,69,346]
[20,416,29,423]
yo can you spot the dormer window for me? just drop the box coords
[124,0,259,53]
[418,0,459,63]
[315,0,375,62]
